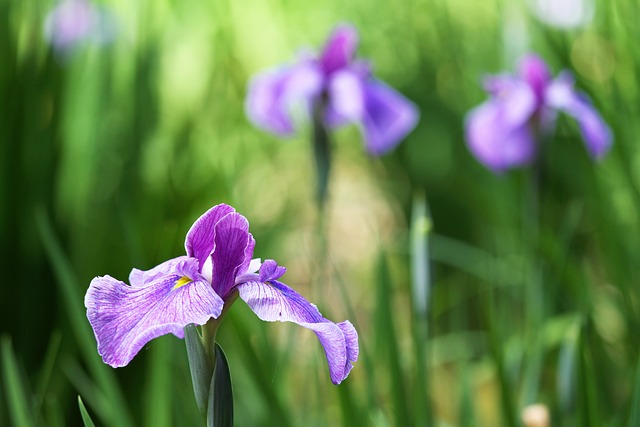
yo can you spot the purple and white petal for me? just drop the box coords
[129,256,194,287]
[245,61,323,136]
[237,278,358,384]
[210,212,254,299]
[465,101,537,172]
[546,73,612,158]
[359,80,419,156]
[185,204,235,270]
[325,70,365,128]
[319,24,359,75]
[85,274,224,367]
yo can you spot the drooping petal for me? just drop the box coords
[546,72,612,158]
[245,61,324,136]
[85,273,224,367]
[465,101,537,172]
[359,80,419,156]
[185,204,235,270]
[237,278,358,384]
[319,24,359,75]
[210,212,254,299]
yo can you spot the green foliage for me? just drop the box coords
[2,0,640,426]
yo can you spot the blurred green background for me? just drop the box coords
[2,0,640,425]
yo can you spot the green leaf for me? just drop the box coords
[78,396,97,427]
[208,342,233,427]
[184,324,213,418]
[629,355,640,427]
[312,100,331,210]
[0,335,34,427]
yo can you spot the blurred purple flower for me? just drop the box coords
[44,0,116,54]
[85,204,358,385]
[465,54,612,173]
[246,24,419,156]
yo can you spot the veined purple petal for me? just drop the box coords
[245,61,323,136]
[210,212,254,299]
[319,24,359,75]
[546,73,612,158]
[325,70,365,128]
[518,53,552,103]
[85,274,224,367]
[465,101,537,172]
[258,259,286,282]
[237,278,358,384]
[359,80,419,156]
[129,256,194,288]
[185,204,235,270]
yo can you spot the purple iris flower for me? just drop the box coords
[465,53,612,173]
[246,24,419,156]
[44,0,115,54]
[85,204,358,385]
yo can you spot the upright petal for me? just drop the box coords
[546,73,613,158]
[237,278,358,384]
[210,212,254,299]
[85,273,224,367]
[319,24,359,75]
[465,101,537,172]
[185,204,235,270]
[245,61,323,136]
[359,80,419,156]
[518,54,552,103]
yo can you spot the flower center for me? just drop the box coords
[172,276,192,290]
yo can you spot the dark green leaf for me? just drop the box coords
[185,324,213,418]
[208,342,233,427]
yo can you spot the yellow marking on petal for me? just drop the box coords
[173,276,192,290]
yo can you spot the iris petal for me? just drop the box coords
[237,279,359,384]
[210,212,254,299]
[184,204,235,270]
[360,79,419,156]
[85,273,223,367]
[546,73,612,158]
[465,101,536,172]
[319,24,359,75]
[245,61,323,136]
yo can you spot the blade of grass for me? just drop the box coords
[144,336,172,427]
[628,354,640,427]
[1,335,34,427]
[78,396,97,427]
[376,253,412,426]
[33,330,62,424]
[35,209,134,427]
[410,190,432,426]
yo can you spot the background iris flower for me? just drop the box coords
[85,204,358,385]
[245,24,419,156]
[44,0,116,55]
[465,53,612,173]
